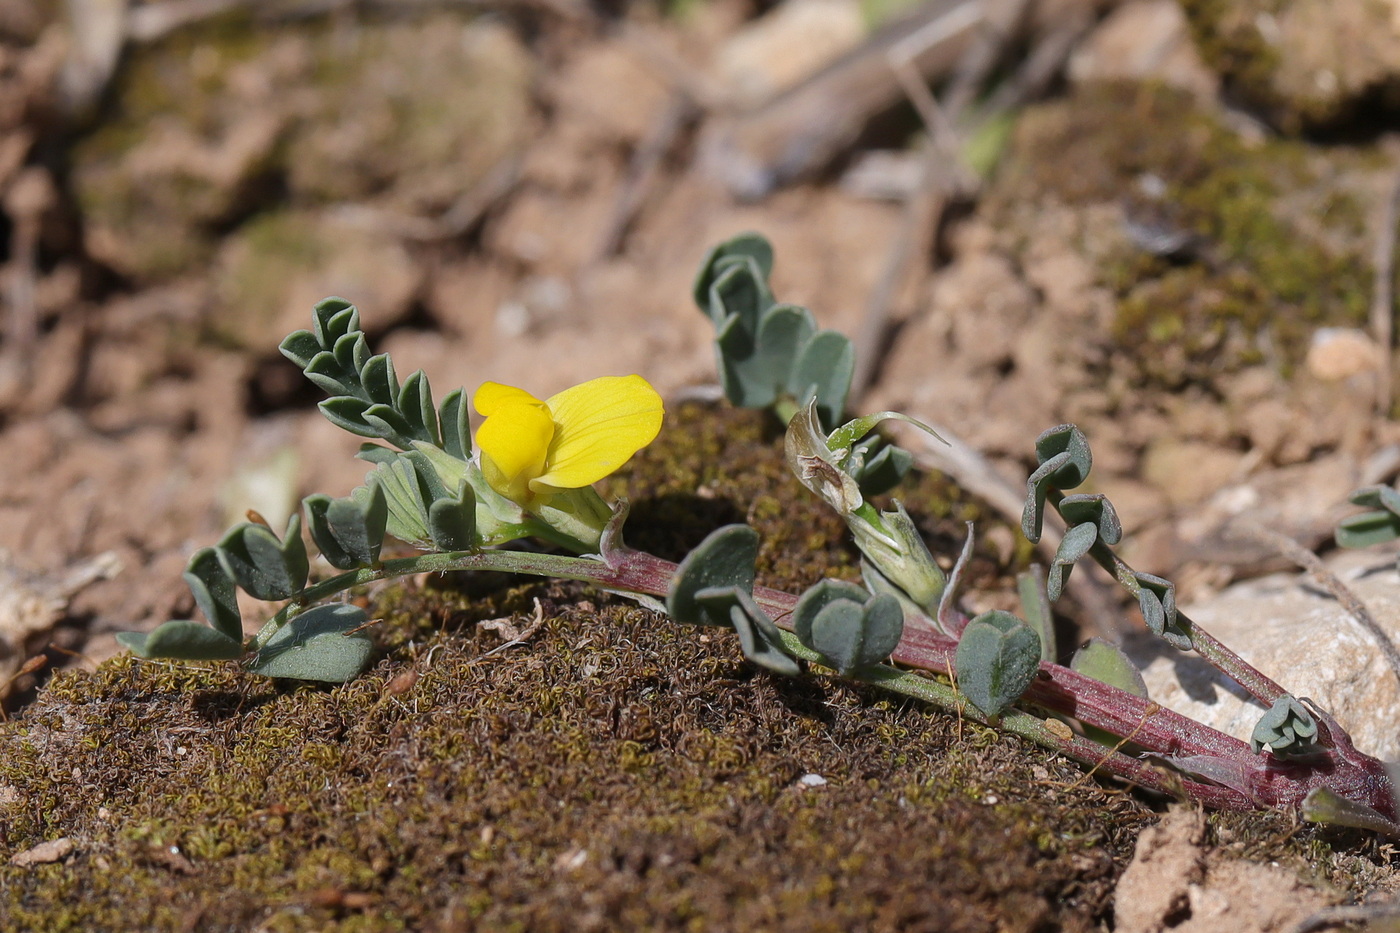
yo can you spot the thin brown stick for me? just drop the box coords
[0,169,49,407]
[618,23,728,113]
[1244,523,1400,691]
[1293,902,1400,933]
[850,4,1011,400]
[593,94,701,262]
[1067,701,1160,792]
[330,155,521,242]
[848,145,953,400]
[1372,167,1400,417]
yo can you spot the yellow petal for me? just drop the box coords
[473,381,544,417]
[476,400,556,503]
[534,375,664,490]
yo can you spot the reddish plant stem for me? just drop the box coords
[271,545,1394,818]
[615,550,1394,817]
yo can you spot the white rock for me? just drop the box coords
[715,0,867,109]
[1130,547,1400,761]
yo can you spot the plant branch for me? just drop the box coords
[1046,490,1288,707]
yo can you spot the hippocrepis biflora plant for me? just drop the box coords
[119,233,1400,835]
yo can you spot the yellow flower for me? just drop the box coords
[474,375,664,506]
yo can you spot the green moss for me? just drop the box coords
[994,82,1375,390]
[1177,0,1292,126]
[0,403,1362,929]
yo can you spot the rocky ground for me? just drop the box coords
[4,0,1400,928]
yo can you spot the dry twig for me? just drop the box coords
[1371,167,1400,417]
[1243,523,1400,691]
[593,94,702,262]
[330,155,521,242]
[1293,901,1400,933]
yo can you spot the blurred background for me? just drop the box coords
[1,0,1399,703]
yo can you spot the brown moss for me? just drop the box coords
[0,595,1147,932]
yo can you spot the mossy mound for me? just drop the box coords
[0,403,1360,930]
[1,590,1147,932]
[990,81,1381,390]
[1180,0,1400,132]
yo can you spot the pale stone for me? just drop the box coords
[1140,439,1245,509]
[1068,0,1219,99]
[1130,547,1400,761]
[1305,327,1381,381]
[10,837,75,867]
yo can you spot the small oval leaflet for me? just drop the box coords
[1046,521,1099,603]
[248,604,375,683]
[116,620,244,661]
[693,585,799,675]
[1070,638,1148,698]
[1057,493,1122,546]
[1022,424,1093,543]
[792,579,903,675]
[182,546,242,643]
[667,524,760,628]
[1133,571,1190,650]
[1250,694,1320,758]
[216,515,309,603]
[692,232,775,314]
[305,484,388,570]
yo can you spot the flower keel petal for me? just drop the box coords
[476,401,555,503]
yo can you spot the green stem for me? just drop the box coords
[1046,490,1286,706]
[251,546,765,652]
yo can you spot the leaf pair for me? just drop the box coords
[1337,485,1400,549]
[1132,571,1190,650]
[667,524,798,674]
[1045,494,1121,602]
[117,492,387,682]
[693,233,853,430]
[304,485,388,570]
[357,448,477,551]
[1251,694,1321,758]
[955,610,1042,718]
[118,518,307,662]
[1021,424,1093,543]
[792,580,903,676]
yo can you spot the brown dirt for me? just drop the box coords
[4,0,1400,928]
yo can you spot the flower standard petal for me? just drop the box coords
[534,375,664,491]
[475,399,555,503]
